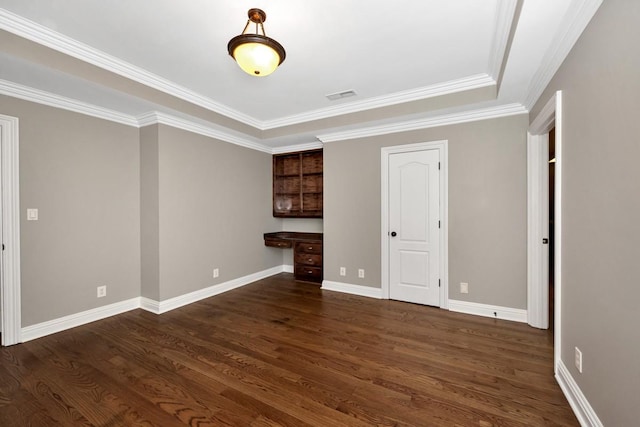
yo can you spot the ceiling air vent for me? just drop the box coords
[326,90,357,101]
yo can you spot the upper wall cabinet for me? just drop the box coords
[273,149,323,218]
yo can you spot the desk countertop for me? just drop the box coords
[263,231,323,243]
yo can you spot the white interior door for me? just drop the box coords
[388,149,441,306]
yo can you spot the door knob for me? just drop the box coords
[391,231,397,237]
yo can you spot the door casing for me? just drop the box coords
[0,114,21,346]
[527,91,563,372]
[381,140,448,309]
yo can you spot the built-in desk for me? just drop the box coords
[264,232,323,283]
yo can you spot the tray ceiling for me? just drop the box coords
[0,0,600,150]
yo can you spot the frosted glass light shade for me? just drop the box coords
[232,41,281,76]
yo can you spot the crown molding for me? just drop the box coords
[523,0,603,109]
[137,112,271,153]
[0,79,140,126]
[0,8,261,128]
[318,103,528,143]
[262,74,496,130]
[0,79,526,154]
[272,142,323,154]
[0,79,271,152]
[488,0,520,82]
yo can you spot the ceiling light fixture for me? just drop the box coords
[227,8,286,77]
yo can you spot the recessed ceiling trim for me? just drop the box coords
[0,79,139,126]
[0,78,270,153]
[524,0,603,109]
[263,74,496,129]
[0,9,262,128]
[318,103,528,143]
[137,112,271,153]
[488,0,520,82]
[272,142,323,154]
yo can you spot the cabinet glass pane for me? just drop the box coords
[302,152,322,174]
[274,176,300,193]
[302,193,323,212]
[302,175,322,193]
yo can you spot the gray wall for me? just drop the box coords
[324,115,529,309]
[0,95,141,327]
[531,1,640,425]
[140,125,160,301]
[0,96,283,326]
[154,125,281,300]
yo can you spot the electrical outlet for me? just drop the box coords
[213,268,219,278]
[460,282,469,294]
[97,285,106,298]
[339,267,346,276]
[575,347,583,373]
[358,269,365,278]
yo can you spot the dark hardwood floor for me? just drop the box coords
[0,273,578,426]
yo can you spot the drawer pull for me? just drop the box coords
[308,258,313,262]
[308,270,313,274]
[308,246,313,250]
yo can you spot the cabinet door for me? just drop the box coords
[273,154,300,216]
[273,150,323,218]
[300,151,323,216]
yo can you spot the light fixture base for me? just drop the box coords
[248,8,266,23]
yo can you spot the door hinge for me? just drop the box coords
[438,162,441,170]
[438,220,441,229]
[2,243,4,251]
[439,279,441,288]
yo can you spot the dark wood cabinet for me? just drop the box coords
[294,241,323,282]
[273,149,322,217]
[264,232,323,283]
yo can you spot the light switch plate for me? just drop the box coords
[575,347,583,373]
[27,208,38,221]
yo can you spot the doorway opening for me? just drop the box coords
[527,90,563,372]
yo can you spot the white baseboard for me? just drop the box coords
[283,264,294,273]
[556,360,603,427]
[21,266,286,341]
[140,266,284,314]
[321,280,383,299]
[139,296,160,313]
[448,299,527,323]
[21,297,141,342]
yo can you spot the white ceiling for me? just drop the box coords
[0,1,599,151]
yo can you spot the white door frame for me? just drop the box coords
[0,114,21,346]
[381,140,449,309]
[527,91,562,370]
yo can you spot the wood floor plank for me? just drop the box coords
[0,273,578,426]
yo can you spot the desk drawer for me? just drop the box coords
[265,239,292,249]
[295,266,322,282]
[295,252,322,267]
[295,241,322,254]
